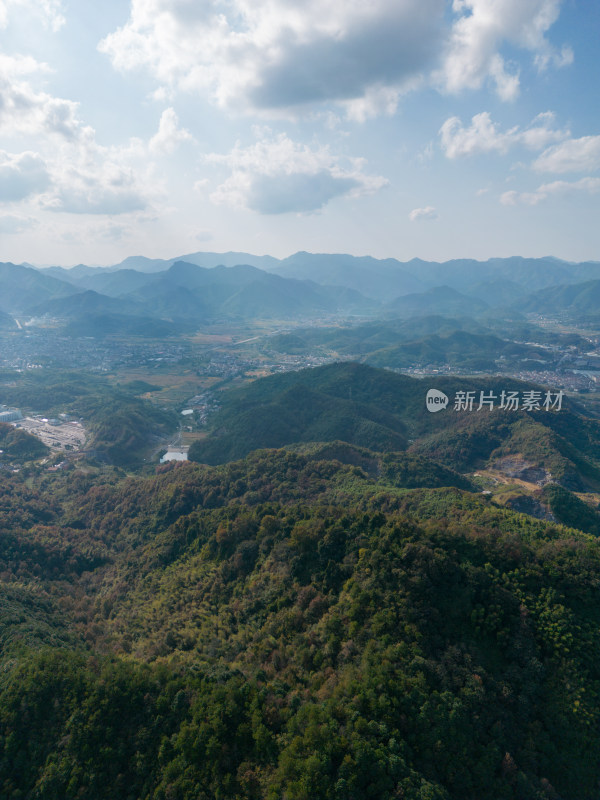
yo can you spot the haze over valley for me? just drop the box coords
[2,248,600,521]
[3,0,600,796]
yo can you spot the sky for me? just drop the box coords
[0,0,599,266]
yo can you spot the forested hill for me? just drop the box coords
[2,445,600,798]
[188,362,600,493]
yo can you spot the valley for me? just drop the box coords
[2,252,600,799]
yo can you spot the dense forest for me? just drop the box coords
[0,422,48,462]
[188,364,600,495]
[2,439,600,798]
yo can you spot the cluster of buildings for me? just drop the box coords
[0,330,190,372]
[0,405,23,423]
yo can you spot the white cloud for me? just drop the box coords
[207,133,387,214]
[0,55,86,140]
[0,213,37,234]
[0,59,183,215]
[57,218,144,246]
[533,136,600,174]
[342,84,406,123]
[409,205,438,221]
[0,137,156,216]
[45,158,152,215]
[96,0,571,119]
[0,0,64,31]
[439,0,570,100]
[490,54,521,102]
[501,177,600,205]
[149,107,193,154]
[0,150,50,200]
[416,141,435,164]
[535,43,574,71]
[99,0,445,116]
[0,130,157,216]
[440,111,568,158]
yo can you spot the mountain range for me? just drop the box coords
[1,260,375,327]
[1,252,599,335]
[41,250,600,298]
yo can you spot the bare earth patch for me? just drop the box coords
[13,417,87,452]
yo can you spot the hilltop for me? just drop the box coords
[2,446,600,798]
[188,362,600,490]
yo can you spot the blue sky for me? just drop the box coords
[0,0,598,266]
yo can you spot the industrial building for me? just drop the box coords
[0,407,23,423]
[160,447,189,463]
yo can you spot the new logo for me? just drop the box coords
[426,389,449,412]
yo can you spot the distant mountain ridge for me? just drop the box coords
[514,278,600,316]
[0,262,79,314]
[384,285,489,317]
[2,259,375,326]
[9,253,600,331]
[33,252,600,303]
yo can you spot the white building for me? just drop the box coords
[0,409,23,423]
[160,447,189,463]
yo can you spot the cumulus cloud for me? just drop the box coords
[0,54,86,140]
[501,177,600,205]
[99,0,445,117]
[98,0,571,116]
[149,107,193,154]
[0,150,50,201]
[0,57,181,215]
[0,134,156,216]
[533,135,600,173]
[440,0,571,100]
[440,111,568,158]
[207,134,387,214]
[409,205,438,221]
[0,135,155,216]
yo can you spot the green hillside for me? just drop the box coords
[0,422,49,462]
[3,351,600,799]
[516,279,600,316]
[29,289,144,318]
[267,316,486,357]
[410,411,600,490]
[541,484,600,536]
[189,381,408,465]
[2,449,600,798]
[385,286,489,317]
[365,330,552,371]
[189,363,600,490]
[285,440,474,491]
